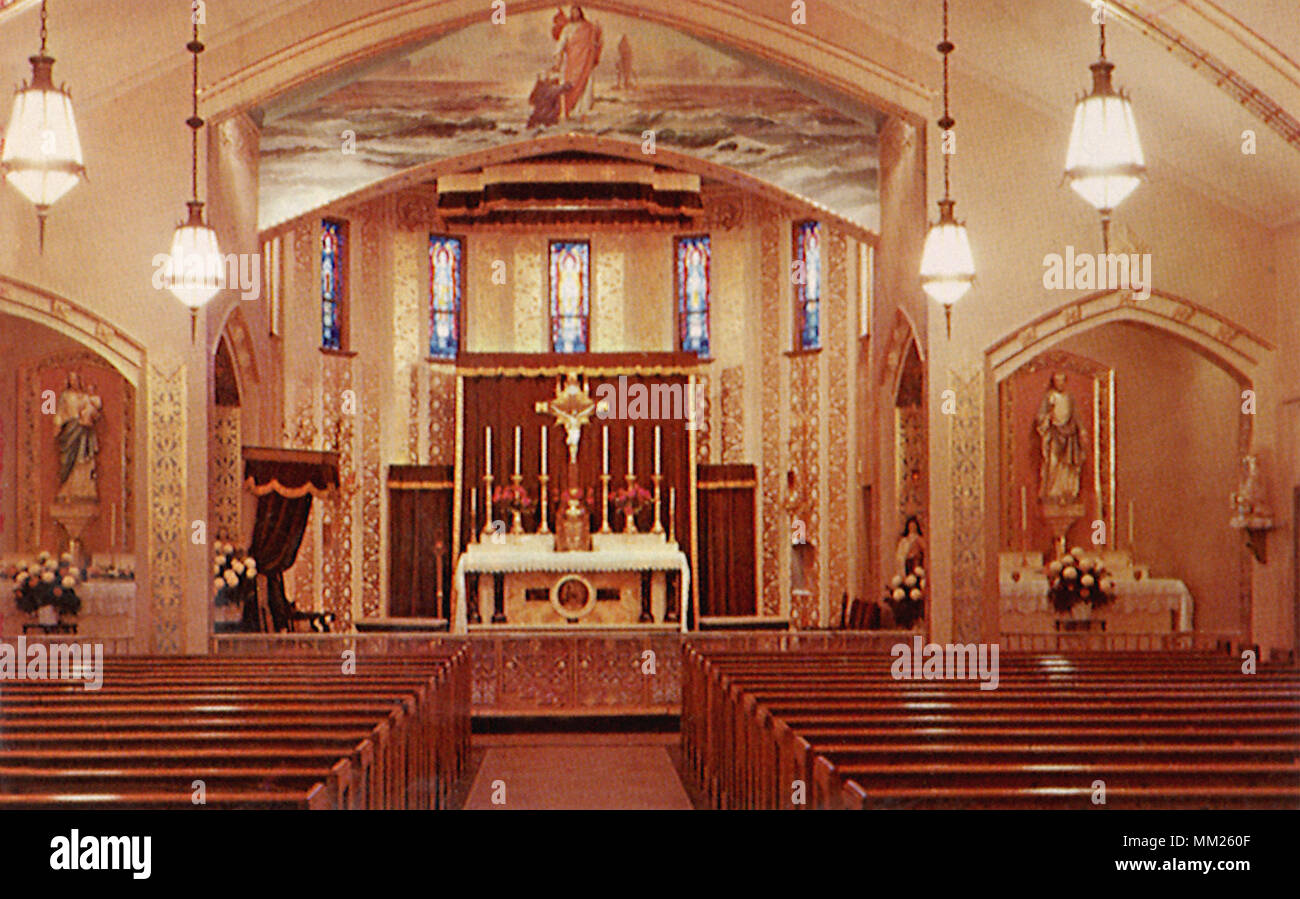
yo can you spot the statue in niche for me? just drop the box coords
[53,371,103,503]
[1034,371,1085,505]
[894,515,926,577]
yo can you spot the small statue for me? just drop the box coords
[1231,455,1272,527]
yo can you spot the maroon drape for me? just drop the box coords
[461,373,691,552]
[697,464,757,616]
[242,448,339,631]
[245,492,313,631]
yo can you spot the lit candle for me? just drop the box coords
[627,426,635,475]
[602,426,609,475]
[485,426,492,476]
[540,426,548,475]
[514,426,521,476]
[654,426,661,475]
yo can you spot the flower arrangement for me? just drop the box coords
[492,484,535,514]
[883,567,926,629]
[1046,546,1117,614]
[611,484,653,516]
[213,542,257,608]
[11,551,84,617]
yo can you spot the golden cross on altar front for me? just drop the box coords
[535,372,609,464]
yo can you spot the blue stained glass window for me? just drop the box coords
[321,219,345,350]
[549,240,589,353]
[794,220,821,350]
[429,235,463,359]
[676,235,711,357]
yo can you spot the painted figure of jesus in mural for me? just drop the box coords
[1034,371,1085,505]
[554,6,603,120]
[54,371,102,503]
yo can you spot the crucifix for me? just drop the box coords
[535,372,609,551]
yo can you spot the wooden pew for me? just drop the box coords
[683,645,1300,811]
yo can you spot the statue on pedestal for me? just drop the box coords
[1034,371,1085,555]
[54,372,102,503]
[1034,371,1084,506]
[50,372,103,563]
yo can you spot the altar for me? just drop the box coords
[454,534,689,633]
[450,359,699,635]
[998,552,1193,635]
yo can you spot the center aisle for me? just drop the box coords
[461,732,694,810]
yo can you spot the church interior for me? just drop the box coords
[0,0,1298,814]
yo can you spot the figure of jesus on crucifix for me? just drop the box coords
[535,372,609,550]
[536,372,608,465]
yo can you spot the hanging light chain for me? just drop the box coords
[39,0,48,54]
[186,21,205,203]
[937,0,955,202]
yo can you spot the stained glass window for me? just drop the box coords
[549,240,589,353]
[429,235,463,359]
[794,220,821,350]
[321,219,346,350]
[676,235,711,357]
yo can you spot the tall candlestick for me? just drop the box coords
[111,503,117,551]
[514,426,521,476]
[485,426,493,476]
[654,426,661,476]
[540,426,548,475]
[627,426,634,475]
[1019,487,1027,533]
[668,487,676,543]
[470,488,478,543]
[602,426,609,475]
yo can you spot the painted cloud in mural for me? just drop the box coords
[258,8,881,230]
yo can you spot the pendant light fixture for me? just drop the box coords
[163,17,223,341]
[1064,10,1145,252]
[919,0,975,339]
[1,0,87,251]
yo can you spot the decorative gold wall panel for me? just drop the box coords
[950,366,984,643]
[789,352,820,628]
[210,406,242,542]
[285,380,317,610]
[147,365,186,653]
[360,360,383,618]
[826,231,850,615]
[593,249,625,352]
[720,365,744,463]
[695,372,711,464]
[427,366,457,465]
[322,356,355,627]
[394,230,422,463]
[512,249,544,351]
[759,217,783,616]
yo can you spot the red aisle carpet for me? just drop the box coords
[462,733,693,810]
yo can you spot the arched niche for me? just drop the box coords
[986,292,1272,643]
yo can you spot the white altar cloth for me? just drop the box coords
[1000,574,1193,632]
[453,534,689,633]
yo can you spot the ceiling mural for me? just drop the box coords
[257,6,882,230]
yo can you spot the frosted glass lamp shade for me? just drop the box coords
[0,56,86,211]
[920,199,975,306]
[1064,60,1146,213]
[165,201,224,309]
